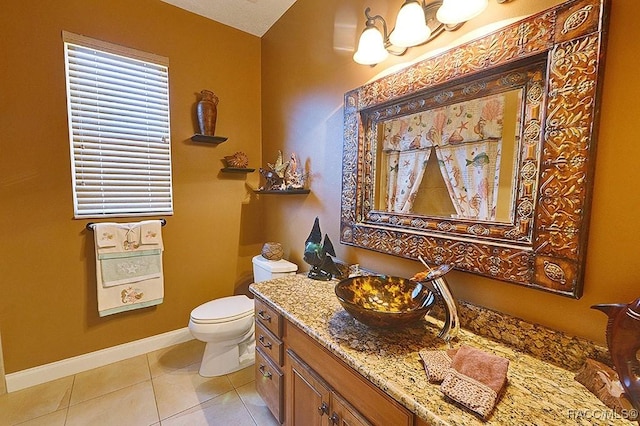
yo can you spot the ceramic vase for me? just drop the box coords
[196,90,219,136]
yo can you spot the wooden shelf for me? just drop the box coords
[221,167,255,173]
[191,134,228,144]
[254,189,310,195]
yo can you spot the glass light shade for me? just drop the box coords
[436,0,488,25]
[353,27,389,65]
[389,1,431,48]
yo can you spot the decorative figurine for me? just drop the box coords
[267,150,289,180]
[592,297,640,414]
[224,151,249,168]
[286,152,306,189]
[258,150,307,191]
[303,217,340,281]
[259,168,284,190]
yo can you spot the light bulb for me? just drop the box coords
[389,1,431,48]
[436,0,488,25]
[353,26,389,65]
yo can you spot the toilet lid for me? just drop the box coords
[190,295,254,324]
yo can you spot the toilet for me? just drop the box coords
[188,255,298,377]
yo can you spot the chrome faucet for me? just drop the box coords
[416,258,459,345]
[432,271,460,345]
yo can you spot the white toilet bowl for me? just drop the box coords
[188,295,255,377]
[189,255,298,377]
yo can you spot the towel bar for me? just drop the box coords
[86,218,166,231]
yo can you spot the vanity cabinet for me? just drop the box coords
[255,298,284,423]
[288,349,371,426]
[254,295,415,426]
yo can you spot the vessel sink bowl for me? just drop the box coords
[335,275,435,328]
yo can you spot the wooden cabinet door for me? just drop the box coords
[287,350,331,426]
[329,392,372,426]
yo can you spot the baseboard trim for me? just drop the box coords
[5,327,193,393]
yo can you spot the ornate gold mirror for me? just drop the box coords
[341,0,609,298]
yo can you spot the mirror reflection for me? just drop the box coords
[376,89,522,222]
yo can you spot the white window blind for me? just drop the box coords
[63,31,173,218]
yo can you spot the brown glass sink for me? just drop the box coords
[335,275,435,328]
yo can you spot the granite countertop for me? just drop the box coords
[250,275,633,426]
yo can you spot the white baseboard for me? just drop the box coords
[5,327,193,393]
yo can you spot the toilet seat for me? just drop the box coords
[190,295,254,324]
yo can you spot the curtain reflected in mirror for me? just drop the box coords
[376,89,522,223]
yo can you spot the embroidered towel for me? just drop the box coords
[93,221,164,317]
[419,348,458,383]
[95,225,118,248]
[140,220,162,245]
[440,345,509,419]
[99,249,162,287]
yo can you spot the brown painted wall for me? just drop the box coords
[0,0,264,373]
[261,0,640,345]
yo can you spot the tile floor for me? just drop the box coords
[0,340,280,426]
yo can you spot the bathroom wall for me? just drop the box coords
[0,332,6,395]
[261,0,640,344]
[0,0,265,373]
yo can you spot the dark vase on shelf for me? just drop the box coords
[196,90,219,136]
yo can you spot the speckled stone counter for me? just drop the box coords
[250,275,634,425]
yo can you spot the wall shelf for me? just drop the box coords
[254,189,310,195]
[191,134,228,144]
[221,167,255,173]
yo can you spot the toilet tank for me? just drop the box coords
[252,255,298,283]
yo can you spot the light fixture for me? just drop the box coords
[436,0,488,25]
[353,9,390,66]
[353,0,507,66]
[389,1,431,48]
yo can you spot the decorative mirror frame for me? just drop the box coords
[341,0,610,298]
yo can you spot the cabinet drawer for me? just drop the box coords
[256,321,283,366]
[256,347,284,424]
[255,298,282,337]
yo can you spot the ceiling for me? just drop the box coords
[160,0,298,37]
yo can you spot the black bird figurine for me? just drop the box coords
[303,217,340,281]
[592,297,640,415]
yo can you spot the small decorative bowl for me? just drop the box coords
[335,275,435,328]
[261,242,284,261]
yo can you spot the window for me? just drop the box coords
[63,31,172,218]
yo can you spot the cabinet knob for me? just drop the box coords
[318,402,329,416]
[258,334,272,349]
[257,310,271,322]
[258,364,272,379]
[330,412,340,424]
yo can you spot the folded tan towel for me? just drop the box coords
[440,345,509,419]
[419,348,458,383]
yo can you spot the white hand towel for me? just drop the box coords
[140,220,163,246]
[94,224,118,248]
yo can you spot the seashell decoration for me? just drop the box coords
[224,151,249,168]
[261,242,284,261]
